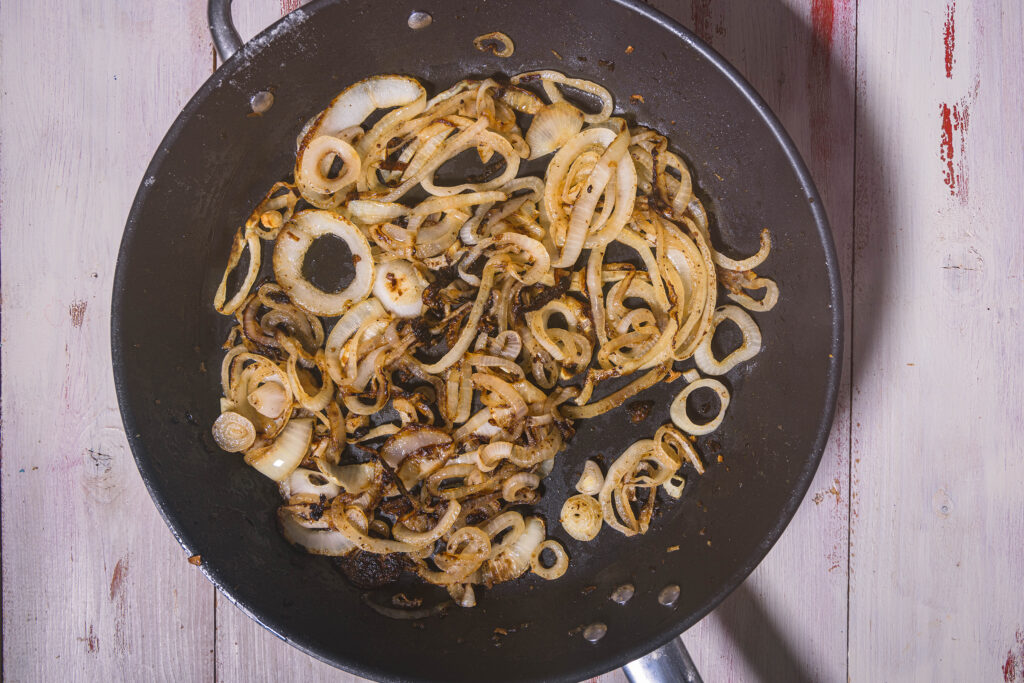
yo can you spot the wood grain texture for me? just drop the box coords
[647,1,856,680]
[849,1,1024,681]
[0,1,216,681]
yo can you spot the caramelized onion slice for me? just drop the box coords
[273,210,374,316]
[560,494,602,541]
[244,418,313,482]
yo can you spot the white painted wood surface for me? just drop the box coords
[1,0,1020,681]
[849,1,1024,681]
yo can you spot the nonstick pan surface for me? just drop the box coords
[112,1,842,681]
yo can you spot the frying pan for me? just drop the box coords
[112,1,842,681]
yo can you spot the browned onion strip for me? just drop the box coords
[473,31,515,58]
[214,228,261,315]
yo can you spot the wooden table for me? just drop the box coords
[2,1,1022,680]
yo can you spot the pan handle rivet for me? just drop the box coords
[658,584,680,607]
[408,11,432,30]
[250,91,274,115]
[583,622,607,643]
[610,583,635,605]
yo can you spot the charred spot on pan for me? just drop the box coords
[626,400,654,423]
[598,59,615,71]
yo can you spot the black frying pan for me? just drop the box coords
[112,1,842,681]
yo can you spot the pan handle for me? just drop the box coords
[208,0,243,62]
[623,638,704,683]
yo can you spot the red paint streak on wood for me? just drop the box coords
[111,555,130,655]
[808,0,836,162]
[691,0,714,45]
[69,299,87,328]
[944,1,956,79]
[1003,629,1024,682]
[939,103,956,195]
[940,100,971,200]
[109,556,129,601]
[78,625,99,654]
[281,0,302,14]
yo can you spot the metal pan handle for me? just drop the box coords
[208,0,243,62]
[623,638,704,683]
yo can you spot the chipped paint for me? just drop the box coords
[69,299,87,328]
[809,0,837,162]
[109,556,129,601]
[939,100,970,200]
[944,1,956,79]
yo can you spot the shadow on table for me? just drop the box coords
[646,0,893,679]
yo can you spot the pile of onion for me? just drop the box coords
[212,69,778,607]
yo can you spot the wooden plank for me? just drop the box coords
[850,0,1024,680]
[0,2,217,681]
[650,1,856,680]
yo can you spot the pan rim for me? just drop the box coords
[111,0,843,680]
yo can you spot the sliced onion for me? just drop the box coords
[214,228,261,315]
[560,494,602,541]
[247,381,289,419]
[212,411,256,452]
[575,460,604,495]
[280,467,341,501]
[273,210,374,316]
[373,259,427,318]
[481,517,545,586]
[278,507,355,556]
[670,378,730,436]
[530,539,569,579]
[694,305,762,375]
[473,31,515,57]
[713,229,772,272]
[324,299,385,384]
[380,425,452,469]
[727,276,779,312]
[244,418,313,482]
[526,101,584,159]
[297,135,361,196]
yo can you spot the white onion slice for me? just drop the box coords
[727,277,779,312]
[245,418,313,482]
[212,411,256,452]
[670,378,730,436]
[530,539,569,579]
[526,101,584,159]
[278,508,355,556]
[481,517,545,585]
[575,460,605,495]
[560,494,602,541]
[713,229,772,272]
[273,210,374,316]
[372,259,427,318]
[324,299,385,385]
[694,305,762,375]
[280,467,341,501]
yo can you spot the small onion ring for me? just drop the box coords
[670,377,730,436]
[530,540,568,579]
[694,305,762,375]
[273,210,374,316]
